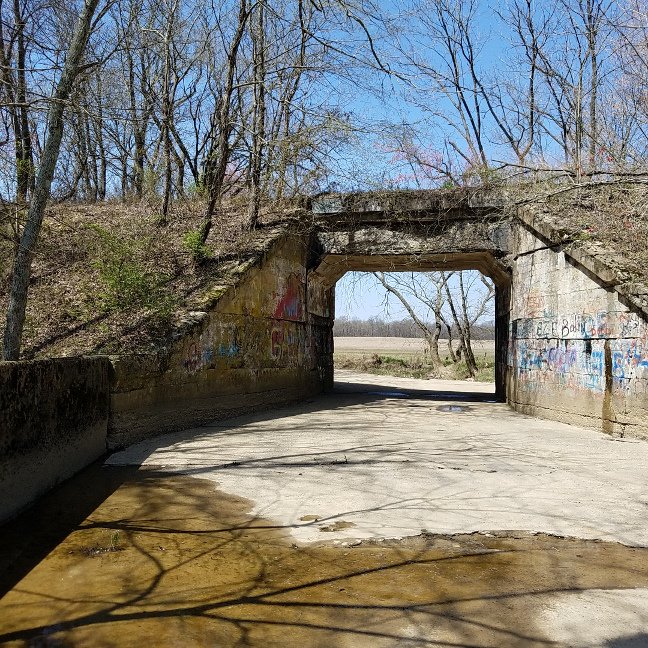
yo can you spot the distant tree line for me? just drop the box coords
[334,317,495,341]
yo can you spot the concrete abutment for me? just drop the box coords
[2,190,648,522]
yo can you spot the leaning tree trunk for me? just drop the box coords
[373,272,443,369]
[2,0,101,360]
[444,279,477,377]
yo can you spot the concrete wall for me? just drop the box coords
[5,206,648,524]
[0,234,333,520]
[109,234,333,448]
[0,357,112,521]
[508,222,648,439]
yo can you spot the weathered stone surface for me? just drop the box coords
[0,357,112,521]
[108,235,334,448]
[108,193,648,444]
[508,219,648,439]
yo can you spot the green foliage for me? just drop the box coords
[185,180,207,198]
[89,225,166,312]
[182,230,212,262]
[109,531,121,551]
[462,164,503,188]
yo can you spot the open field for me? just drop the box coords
[334,336,495,357]
[334,337,496,382]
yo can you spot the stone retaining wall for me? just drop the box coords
[0,357,112,521]
[108,234,333,449]
[508,221,648,439]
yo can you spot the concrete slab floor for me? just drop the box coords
[110,370,648,547]
[1,371,648,647]
[110,370,648,647]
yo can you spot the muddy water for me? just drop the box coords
[1,466,648,647]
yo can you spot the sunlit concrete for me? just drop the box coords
[108,370,648,548]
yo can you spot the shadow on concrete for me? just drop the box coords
[334,377,498,403]
[2,469,647,647]
[0,463,140,595]
[0,375,497,597]
[605,636,648,648]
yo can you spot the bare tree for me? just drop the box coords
[367,270,494,376]
[374,271,444,367]
[3,0,107,359]
[198,0,249,246]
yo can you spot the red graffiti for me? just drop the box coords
[274,274,303,321]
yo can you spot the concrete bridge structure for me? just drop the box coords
[3,188,648,521]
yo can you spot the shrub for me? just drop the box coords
[89,225,164,312]
[182,230,212,262]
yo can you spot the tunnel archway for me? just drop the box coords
[307,214,513,400]
[310,253,510,400]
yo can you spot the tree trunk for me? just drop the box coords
[444,275,477,377]
[458,272,478,374]
[199,0,248,245]
[427,320,442,366]
[247,0,266,230]
[2,0,101,360]
[14,0,34,202]
[373,272,443,369]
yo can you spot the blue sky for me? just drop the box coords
[335,271,495,322]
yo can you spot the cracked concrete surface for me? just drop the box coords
[108,370,648,548]
[103,371,648,645]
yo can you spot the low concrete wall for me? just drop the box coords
[508,220,648,440]
[0,235,334,520]
[0,357,112,521]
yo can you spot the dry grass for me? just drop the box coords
[2,181,646,358]
[334,337,496,382]
[334,337,495,356]
[506,180,648,285]
[0,198,298,358]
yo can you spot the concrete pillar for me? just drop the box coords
[495,282,511,401]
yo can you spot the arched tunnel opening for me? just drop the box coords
[308,251,511,401]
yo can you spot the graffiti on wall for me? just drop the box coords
[273,273,304,321]
[307,277,331,318]
[183,327,242,373]
[514,322,648,395]
[525,290,547,318]
[515,311,646,341]
[270,322,303,363]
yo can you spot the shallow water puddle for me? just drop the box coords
[1,467,648,647]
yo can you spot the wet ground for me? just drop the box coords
[2,372,648,647]
[1,466,648,648]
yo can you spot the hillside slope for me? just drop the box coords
[0,200,304,358]
[2,184,647,359]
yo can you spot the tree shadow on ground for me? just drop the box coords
[1,470,648,648]
[605,636,648,648]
